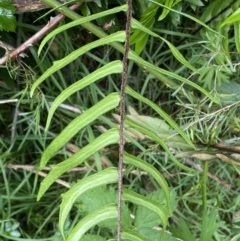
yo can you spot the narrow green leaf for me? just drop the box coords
[125,118,193,172]
[134,33,149,55]
[135,189,177,230]
[200,0,224,23]
[234,22,240,52]
[199,209,225,241]
[122,189,168,229]
[130,0,159,54]
[66,204,117,241]
[38,4,128,55]
[126,86,195,149]
[221,8,240,27]
[131,19,197,72]
[45,61,123,131]
[150,0,222,36]
[231,233,240,241]
[123,152,171,214]
[126,114,191,150]
[127,52,219,104]
[59,168,118,238]
[158,0,174,21]
[122,228,151,241]
[30,31,126,97]
[37,128,120,200]
[40,93,120,169]
[170,218,195,241]
[130,18,154,45]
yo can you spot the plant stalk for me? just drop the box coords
[202,160,209,210]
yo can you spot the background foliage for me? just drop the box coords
[1,0,240,240]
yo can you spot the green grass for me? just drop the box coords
[1,1,240,240]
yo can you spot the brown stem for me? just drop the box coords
[0,2,81,64]
[117,1,132,240]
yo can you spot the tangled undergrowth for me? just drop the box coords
[1,0,240,240]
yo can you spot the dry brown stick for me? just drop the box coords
[0,2,81,64]
[216,154,240,166]
[8,164,88,172]
[212,143,240,154]
[36,171,70,187]
[7,164,150,176]
[8,163,70,188]
[7,164,150,189]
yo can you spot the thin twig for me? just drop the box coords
[0,99,18,104]
[212,143,240,154]
[0,2,81,64]
[117,0,132,240]
[8,164,87,172]
[7,163,70,188]
[11,106,19,142]
[7,164,163,190]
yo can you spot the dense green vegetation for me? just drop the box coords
[1,0,240,240]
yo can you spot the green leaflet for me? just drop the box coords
[38,4,128,55]
[150,0,223,37]
[221,8,240,27]
[37,128,120,200]
[123,152,171,214]
[122,189,169,229]
[125,118,193,172]
[40,93,120,169]
[127,52,219,104]
[131,18,197,72]
[45,61,123,131]
[126,85,195,149]
[30,31,126,96]
[122,228,151,241]
[158,0,174,21]
[59,168,118,238]
[66,204,117,241]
